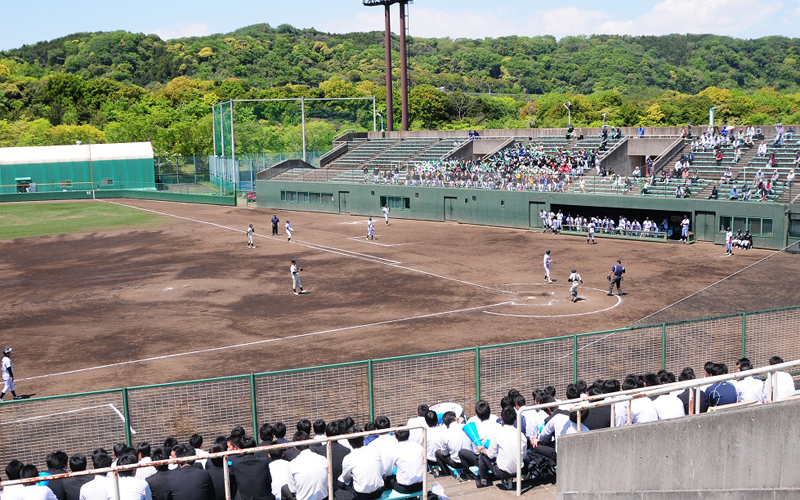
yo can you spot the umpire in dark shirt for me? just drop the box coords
[607,259,625,296]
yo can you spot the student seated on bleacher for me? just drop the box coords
[388,429,424,494]
[434,411,472,479]
[336,427,385,500]
[458,401,501,473]
[614,375,658,426]
[422,411,445,472]
[769,356,796,401]
[729,186,739,200]
[675,367,709,414]
[733,358,766,403]
[529,396,588,460]
[282,431,329,500]
[653,372,686,420]
[705,363,738,407]
[474,407,526,489]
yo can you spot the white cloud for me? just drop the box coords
[596,0,780,37]
[152,23,212,41]
[536,7,613,39]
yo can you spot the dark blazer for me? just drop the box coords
[147,470,173,500]
[311,441,350,488]
[230,454,273,500]
[678,388,709,414]
[166,465,215,500]
[63,475,93,500]
[283,447,300,462]
[45,468,68,500]
[207,462,237,500]
[582,405,612,430]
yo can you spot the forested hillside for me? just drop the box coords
[1,25,799,156]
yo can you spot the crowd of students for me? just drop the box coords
[1,355,796,499]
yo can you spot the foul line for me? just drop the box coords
[100,200,515,295]
[1,403,137,434]
[18,301,512,382]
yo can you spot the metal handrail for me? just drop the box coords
[1,425,428,500]
[513,358,800,495]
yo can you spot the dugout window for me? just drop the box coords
[60,180,73,189]
[380,196,410,210]
[321,193,334,204]
[101,178,114,186]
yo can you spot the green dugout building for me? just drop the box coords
[0,142,155,194]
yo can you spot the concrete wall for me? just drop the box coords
[256,179,789,249]
[557,398,800,500]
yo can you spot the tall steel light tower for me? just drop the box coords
[362,0,412,131]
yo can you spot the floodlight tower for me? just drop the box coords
[363,0,412,131]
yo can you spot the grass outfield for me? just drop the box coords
[0,201,165,239]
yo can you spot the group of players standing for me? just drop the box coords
[543,249,626,303]
[540,209,666,241]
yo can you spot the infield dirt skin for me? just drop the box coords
[0,199,797,397]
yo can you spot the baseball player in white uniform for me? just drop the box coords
[285,221,293,242]
[543,250,552,283]
[680,215,690,242]
[291,259,304,295]
[568,269,583,302]
[246,224,256,248]
[366,217,375,240]
[1,348,20,400]
[587,221,596,244]
[382,205,390,225]
[725,227,734,255]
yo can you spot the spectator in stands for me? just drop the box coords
[231,436,273,500]
[475,407,525,489]
[786,170,795,188]
[18,464,58,500]
[708,185,719,200]
[387,429,424,494]
[190,435,208,468]
[165,445,213,500]
[282,431,328,500]
[733,358,765,403]
[116,454,152,500]
[3,460,25,499]
[145,448,171,500]
[769,356,796,401]
[311,420,327,443]
[205,444,235,500]
[638,126,645,138]
[258,423,276,450]
[705,363,738,407]
[44,450,68,500]
[530,396,588,460]
[312,421,350,491]
[458,401,501,473]
[653,372,685,420]
[336,426,384,500]
[615,375,658,426]
[367,416,397,479]
[406,404,429,446]
[729,186,739,200]
[274,423,289,444]
[422,411,445,474]
[79,452,113,500]
[757,141,768,157]
[268,447,290,500]
[135,442,156,480]
[676,367,709,414]
[434,411,471,479]
[581,385,610,430]
[63,454,92,500]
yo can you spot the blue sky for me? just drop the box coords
[2,0,798,51]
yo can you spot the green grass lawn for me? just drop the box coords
[0,201,166,239]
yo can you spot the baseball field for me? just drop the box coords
[0,199,797,399]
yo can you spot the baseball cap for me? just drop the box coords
[616,260,621,263]
[572,269,577,273]
[3,348,10,355]
[291,259,296,262]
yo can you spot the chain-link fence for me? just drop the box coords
[2,305,799,469]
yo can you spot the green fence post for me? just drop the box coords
[573,335,578,383]
[475,347,482,402]
[741,312,747,358]
[367,360,374,422]
[249,373,258,437]
[662,323,667,370]
[121,388,132,447]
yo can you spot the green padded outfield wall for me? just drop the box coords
[256,179,789,250]
[0,143,155,194]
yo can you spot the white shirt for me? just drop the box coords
[488,425,525,475]
[773,371,796,401]
[367,433,398,477]
[291,264,299,275]
[287,449,328,500]
[79,476,111,500]
[734,376,765,403]
[117,477,151,500]
[520,409,546,440]
[1,356,11,379]
[539,413,588,451]
[467,418,501,453]
[424,425,446,461]
[442,423,472,463]
[134,457,156,480]
[543,254,551,268]
[392,441,424,487]
[285,222,292,233]
[16,485,57,500]
[406,416,426,446]
[338,447,384,494]
[653,394,686,420]
[615,398,659,425]
[269,459,291,500]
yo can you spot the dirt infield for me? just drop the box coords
[1,199,798,398]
